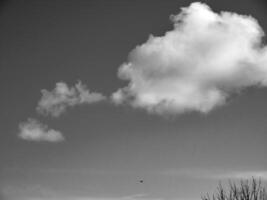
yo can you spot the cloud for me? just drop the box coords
[1,183,160,200]
[112,2,267,114]
[18,118,64,142]
[162,169,267,181]
[10,196,162,200]
[2,186,161,200]
[214,171,267,180]
[37,81,106,117]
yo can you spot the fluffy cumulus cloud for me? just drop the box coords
[112,2,267,114]
[37,81,106,117]
[18,118,64,142]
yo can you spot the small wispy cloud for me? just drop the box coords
[2,186,161,200]
[37,81,106,117]
[162,169,267,181]
[1,183,160,200]
[18,118,64,142]
[13,195,162,200]
[18,81,105,142]
[22,196,162,200]
[214,171,267,180]
[112,2,267,115]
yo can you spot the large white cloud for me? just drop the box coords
[37,81,106,117]
[18,118,64,142]
[112,2,267,114]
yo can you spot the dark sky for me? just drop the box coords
[0,0,266,200]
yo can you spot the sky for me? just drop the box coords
[0,0,267,200]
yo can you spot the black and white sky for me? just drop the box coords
[0,0,267,200]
